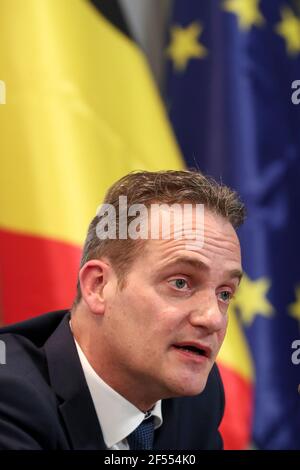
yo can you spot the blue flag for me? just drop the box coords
[166,0,300,450]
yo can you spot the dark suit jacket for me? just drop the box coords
[0,310,225,450]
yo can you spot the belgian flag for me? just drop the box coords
[0,0,183,324]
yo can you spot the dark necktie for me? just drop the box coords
[127,416,155,450]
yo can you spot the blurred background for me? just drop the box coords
[1,0,300,450]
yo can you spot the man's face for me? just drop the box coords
[101,208,242,403]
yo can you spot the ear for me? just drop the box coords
[79,259,111,315]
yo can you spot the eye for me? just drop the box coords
[218,290,233,303]
[169,278,189,290]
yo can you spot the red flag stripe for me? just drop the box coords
[0,229,81,324]
[218,362,253,449]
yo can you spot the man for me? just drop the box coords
[0,170,245,450]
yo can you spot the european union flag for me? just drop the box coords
[166,0,300,450]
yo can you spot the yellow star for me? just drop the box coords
[232,273,274,326]
[166,22,207,71]
[288,286,300,322]
[275,7,300,56]
[223,0,265,30]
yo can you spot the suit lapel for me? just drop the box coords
[44,313,106,449]
[154,399,180,450]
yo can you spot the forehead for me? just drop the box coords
[142,206,241,268]
[144,205,239,242]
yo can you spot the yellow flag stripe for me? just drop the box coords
[219,307,254,381]
[0,0,182,245]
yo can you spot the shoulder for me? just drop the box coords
[202,363,225,412]
[178,363,224,420]
[0,310,69,345]
[0,310,70,449]
[162,364,225,450]
[0,309,69,389]
[0,350,58,449]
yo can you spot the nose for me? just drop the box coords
[188,295,226,333]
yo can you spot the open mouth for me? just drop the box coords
[172,343,210,359]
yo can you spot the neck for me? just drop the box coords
[70,312,161,412]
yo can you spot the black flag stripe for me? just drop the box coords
[89,0,132,39]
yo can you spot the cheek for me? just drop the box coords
[109,282,186,344]
[217,317,228,346]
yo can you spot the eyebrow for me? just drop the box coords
[163,256,243,283]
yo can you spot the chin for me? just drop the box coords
[166,376,209,398]
[182,380,208,396]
